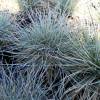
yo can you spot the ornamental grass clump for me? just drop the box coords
[13,9,70,65]
[0,11,16,65]
[0,0,100,99]
[0,63,70,100]
[0,11,15,47]
[10,8,100,99]
[68,24,100,74]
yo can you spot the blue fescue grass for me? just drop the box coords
[0,11,17,47]
[10,7,100,99]
[0,0,100,100]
